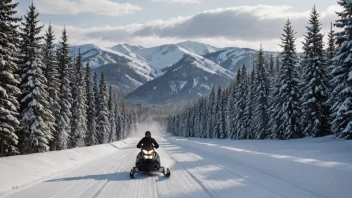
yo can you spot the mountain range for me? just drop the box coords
[69,41,277,104]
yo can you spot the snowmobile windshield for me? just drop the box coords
[142,144,154,151]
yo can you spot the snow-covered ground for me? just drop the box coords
[0,140,135,196]
[1,135,351,198]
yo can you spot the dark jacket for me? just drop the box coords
[137,137,159,149]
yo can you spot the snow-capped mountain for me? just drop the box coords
[69,42,277,99]
[92,63,149,96]
[132,44,190,74]
[70,44,151,78]
[176,41,219,55]
[70,44,153,96]
[110,44,144,54]
[205,47,278,72]
[109,42,219,77]
[125,53,234,105]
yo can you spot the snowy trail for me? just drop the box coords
[3,136,351,198]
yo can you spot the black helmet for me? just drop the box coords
[145,131,151,136]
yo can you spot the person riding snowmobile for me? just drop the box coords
[136,131,160,167]
[136,131,159,149]
[130,131,170,178]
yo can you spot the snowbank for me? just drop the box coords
[0,139,134,196]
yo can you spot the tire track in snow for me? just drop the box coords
[168,155,215,198]
[166,137,321,198]
[46,153,127,198]
[90,147,135,198]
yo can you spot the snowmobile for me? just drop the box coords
[130,145,171,178]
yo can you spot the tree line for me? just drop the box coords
[167,2,352,140]
[0,1,137,157]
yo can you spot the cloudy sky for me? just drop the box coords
[17,0,341,51]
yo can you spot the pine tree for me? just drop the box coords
[115,100,121,140]
[214,86,223,139]
[56,28,72,150]
[43,24,61,150]
[206,87,216,138]
[275,19,302,139]
[244,65,256,139]
[108,86,114,142]
[226,83,235,139]
[186,106,193,137]
[275,56,281,79]
[234,67,247,139]
[300,6,331,137]
[330,0,352,139]
[0,0,21,156]
[268,71,283,139]
[92,72,99,145]
[220,87,227,139]
[254,45,270,139]
[96,72,110,144]
[268,54,275,77]
[85,62,96,146]
[200,96,208,138]
[70,49,87,147]
[120,99,126,138]
[327,22,336,60]
[18,3,53,153]
[109,95,116,143]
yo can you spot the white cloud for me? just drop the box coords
[152,0,201,4]
[43,5,340,51]
[34,0,142,16]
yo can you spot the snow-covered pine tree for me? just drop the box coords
[191,105,197,137]
[300,6,331,137]
[186,105,193,137]
[109,95,116,142]
[275,56,281,79]
[56,28,72,150]
[235,67,247,139]
[198,98,205,138]
[120,99,126,138]
[214,86,223,139]
[326,23,335,99]
[244,64,256,139]
[93,72,100,143]
[200,96,208,138]
[327,23,336,60]
[206,86,216,138]
[70,49,87,147]
[268,66,284,139]
[192,101,199,137]
[330,0,352,139]
[193,102,200,138]
[107,86,114,142]
[276,19,302,139]
[18,3,54,154]
[43,24,61,151]
[173,115,179,136]
[268,54,275,78]
[253,45,270,139]
[268,55,283,139]
[220,87,227,139]
[133,110,138,134]
[96,72,110,144]
[0,0,21,156]
[85,62,96,146]
[114,100,121,140]
[226,81,236,138]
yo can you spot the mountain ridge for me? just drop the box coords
[69,41,278,104]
